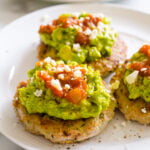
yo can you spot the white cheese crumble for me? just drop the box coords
[83,28,92,35]
[40,70,45,75]
[56,67,64,73]
[50,79,62,91]
[64,84,71,90]
[74,70,82,78]
[44,57,56,66]
[64,65,71,72]
[58,74,64,80]
[141,68,147,71]
[34,89,43,97]
[73,43,81,52]
[126,71,139,84]
[141,108,147,113]
[90,29,98,40]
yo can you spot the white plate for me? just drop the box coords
[0,3,150,150]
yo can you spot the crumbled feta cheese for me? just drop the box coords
[73,25,80,29]
[64,65,71,72]
[56,67,64,73]
[126,71,139,84]
[51,79,62,91]
[44,57,56,66]
[34,89,43,97]
[64,84,70,90]
[90,29,98,40]
[74,70,82,78]
[40,70,45,75]
[50,67,56,72]
[58,74,64,80]
[141,108,147,113]
[111,80,120,90]
[97,22,105,30]
[141,68,147,71]
[73,43,81,52]
[83,28,92,35]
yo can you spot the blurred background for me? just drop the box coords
[0,0,149,149]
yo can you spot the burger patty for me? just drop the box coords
[111,64,150,125]
[38,37,127,77]
[13,82,116,144]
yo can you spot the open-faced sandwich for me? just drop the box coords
[13,57,116,144]
[38,13,127,77]
[111,45,150,124]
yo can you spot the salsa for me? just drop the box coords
[129,61,150,76]
[38,64,87,104]
[139,44,150,57]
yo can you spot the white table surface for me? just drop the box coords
[0,0,150,149]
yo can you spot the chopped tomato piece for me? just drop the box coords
[36,61,43,67]
[140,45,150,57]
[39,25,56,34]
[75,32,89,45]
[65,88,86,104]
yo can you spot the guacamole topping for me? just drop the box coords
[124,45,150,102]
[39,13,118,63]
[18,57,110,120]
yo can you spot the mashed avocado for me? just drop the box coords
[18,59,110,120]
[39,13,117,64]
[124,51,150,102]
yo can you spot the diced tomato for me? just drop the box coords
[46,81,63,97]
[39,25,56,33]
[75,32,89,45]
[129,61,150,76]
[140,45,150,57]
[71,78,87,90]
[38,64,87,104]
[36,61,43,67]
[38,71,53,81]
[65,88,86,104]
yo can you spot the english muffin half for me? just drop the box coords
[111,45,150,124]
[13,58,116,143]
